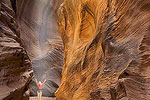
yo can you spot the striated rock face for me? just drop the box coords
[30,39,64,97]
[16,0,63,58]
[0,0,64,99]
[56,0,150,100]
[0,0,32,100]
[15,0,64,97]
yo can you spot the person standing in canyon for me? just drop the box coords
[35,79,46,100]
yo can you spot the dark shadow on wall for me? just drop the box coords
[10,0,16,13]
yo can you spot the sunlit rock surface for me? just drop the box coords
[56,0,150,100]
[1,0,150,99]
[0,0,32,100]
[30,39,64,97]
[16,0,64,97]
[16,0,63,58]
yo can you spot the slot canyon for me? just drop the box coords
[0,0,150,100]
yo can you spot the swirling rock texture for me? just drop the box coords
[1,0,150,100]
[30,39,64,97]
[16,0,63,58]
[0,0,64,99]
[56,0,150,100]
[15,0,64,97]
[0,0,32,100]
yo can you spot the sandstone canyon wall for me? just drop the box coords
[0,0,150,100]
[15,0,64,97]
[56,0,150,100]
[16,0,63,58]
[0,0,64,99]
[0,0,32,100]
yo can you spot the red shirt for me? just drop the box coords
[36,82,45,90]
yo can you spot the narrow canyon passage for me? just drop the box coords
[18,0,64,97]
[17,0,64,97]
[0,0,63,99]
[0,0,150,100]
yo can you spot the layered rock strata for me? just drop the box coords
[0,0,32,100]
[30,39,64,97]
[15,0,64,97]
[56,0,150,100]
[0,0,64,99]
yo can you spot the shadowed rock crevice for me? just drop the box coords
[10,0,16,13]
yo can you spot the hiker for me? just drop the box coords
[35,79,46,100]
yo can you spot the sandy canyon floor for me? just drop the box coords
[30,97,55,100]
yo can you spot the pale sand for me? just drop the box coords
[30,97,56,100]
